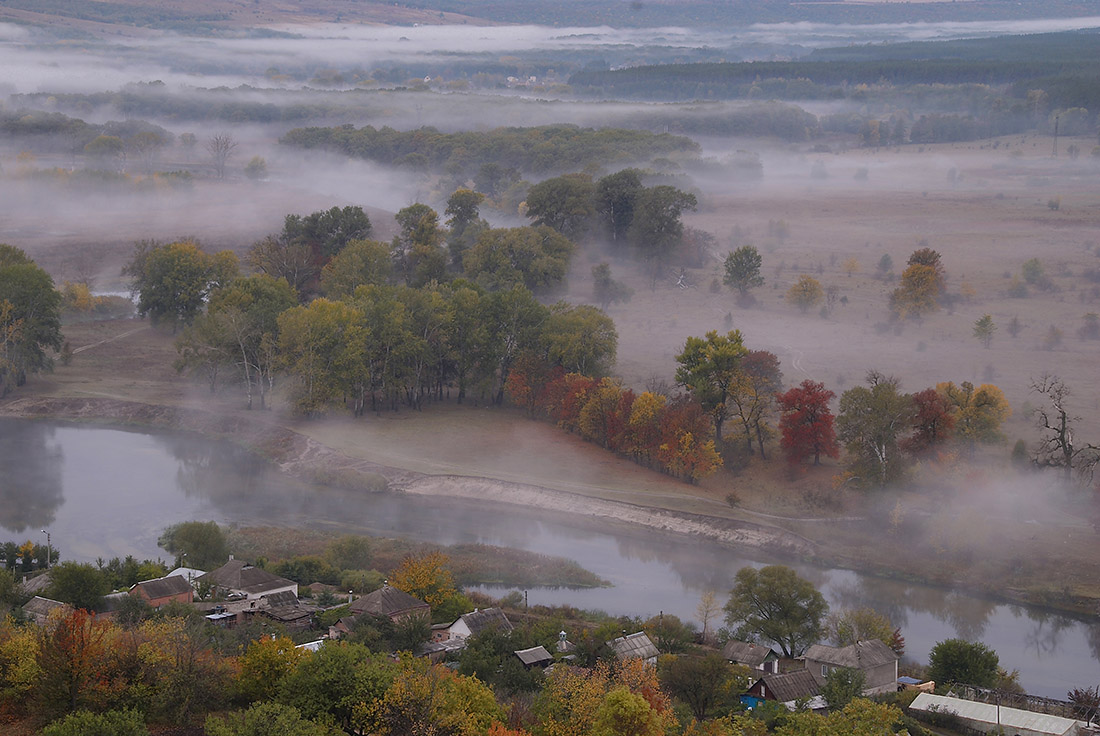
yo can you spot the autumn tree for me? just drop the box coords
[723,565,827,658]
[837,371,915,488]
[728,349,783,459]
[1030,374,1100,485]
[375,657,503,736]
[891,247,945,320]
[276,299,367,414]
[236,635,307,703]
[723,246,764,299]
[825,608,903,655]
[777,380,839,466]
[937,381,1011,452]
[124,240,239,331]
[903,387,955,456]
[34,609,114,715]
[389,551,457,610]
[675,330,747,444]
[786,275,824,313]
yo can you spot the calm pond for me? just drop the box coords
[1,418,1097,698]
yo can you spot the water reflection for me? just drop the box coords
[0,421,63,533]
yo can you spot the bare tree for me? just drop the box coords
[206,133,237,179]
[1030,374,1100,486]
[696,590,721,644]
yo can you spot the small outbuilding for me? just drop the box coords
[447,608,514,640]
[722,640,781,674]
[514,646,554,669]
[130,575,194,608]
[606,632,660,665]
[909,693,1083,736]
[744,670,825,712]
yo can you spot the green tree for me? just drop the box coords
[723,565,827,658]
[463,226,575,292]
[0,245,63,393]
[247,235,317,301]
[525,173,596,239]
[392,204,447,288]
[723,246,764,298]
[324,535,372,571]
[675,330,747,444]
[83,135,124,170]
[124,240,239,331]
[837,371,915,488]
[282,206,373,262]
[544,303,618,376]
[157,521,229,570]
[41,708,148,736]
[1021,257,1045,285]
[659,653,747,721]
[591,263,634,311]
[928,639,1000,687]
[319,239,392,299]
[278,643,393,733]
[595,168,644,244]
[821,667,866,709]
[973,314,996,348]
[628,185,697,282]
[206,702,335,736]
[592,687,664,736]
[243,156,267,181]
[46,562,108,612]
[277,298,368,415]
[445,188,488,269]
[786,275,824,313]
[825,608,898,652]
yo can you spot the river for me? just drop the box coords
[0,418,1097,698]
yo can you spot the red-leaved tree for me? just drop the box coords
[903,387,955,456]
[777,380,839,466]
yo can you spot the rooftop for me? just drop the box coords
[910,693,1081,736]
[804,640,898,669]
[607,631,659,662]
[753,670,820,703]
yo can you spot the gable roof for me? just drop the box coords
[261,590,301,608]
[804,640,898,670]
[722,640,779,666]
[514,646,553,666]
[350,585,429,618]
[98,592,131,614]
[131,575,193,600]
[909,693,1079,736]
[23,596,69,617]
[196,560,295,595]
[458,608,513,636]
[21,571,52,595]
[607,632,659,662]
[753,670,820,703]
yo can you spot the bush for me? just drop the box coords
[41,709,148,736]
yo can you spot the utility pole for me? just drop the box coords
[1052,115,1060,157]
[40,529,51,570]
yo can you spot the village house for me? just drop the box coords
[349,585,430,624]
[195,558,297,600]
[803,639,899,696]
[606,631,660,665]
[445,608,514,641]
[744,670,826,711]
[22,596,70,625]
[257,590,318,632]
[721,640,781,674]
[514,646,554,670]
[130,574,194,608]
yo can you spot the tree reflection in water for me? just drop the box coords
[0,420,63,533]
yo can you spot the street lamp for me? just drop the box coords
[40,529,51,570]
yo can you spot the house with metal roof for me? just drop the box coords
[909,692,1084,736]
[606,632,660,665]
[722,640,781,674]
[514,646,554,669]
[744,670,826,711]
[195,559,297,600]
[804,639,899,695]
[22,596,70,625]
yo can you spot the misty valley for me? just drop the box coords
[2,2,1100,735]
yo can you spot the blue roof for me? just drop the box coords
[897,676,923,685]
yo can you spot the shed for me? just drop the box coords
[22,596,70,625]
[909,693,1082,736]
[514,646,554,669]
[607,632,659,665]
